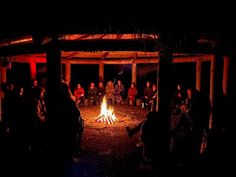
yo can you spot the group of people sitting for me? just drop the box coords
[72,80,158,111]
[0,80,84,164]
[0,80,87,176]
[126,84,210,170]
[73,80,127,107]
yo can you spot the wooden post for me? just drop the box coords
[0,65,7,97]
[132,63,137,84]
[29,61,37,80]
[209,56,216,129]
[46,46,61,93]
[99,62,104,82]
[65,63,71,84]
[158,48,174,170]
[0,65,7,84]
[0,64,7,121]
[196,60,202,91]
[46,37,62,122]
[222,56,230,96]
[156,63,160,111]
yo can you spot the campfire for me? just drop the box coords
[96,96,117,124]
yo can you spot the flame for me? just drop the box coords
[96,96,117,124]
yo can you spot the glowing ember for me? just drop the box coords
[96,96,117,124]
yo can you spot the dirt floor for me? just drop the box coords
[69,105,151,177]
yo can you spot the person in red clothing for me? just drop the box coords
[128,83,138,105]
[73,83,85,107]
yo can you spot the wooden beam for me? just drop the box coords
[103,59,133,64]
[10,54,213,65]
[116,34,123,39]
[135,58,158,64]
[98,34,107,39]
[101,52,110,59]
[66,52,79,59]
[10,56,46,63]
[0,40,159,56]
[58,40,158,52]
[173,55,212,63]
[62,59,100,64]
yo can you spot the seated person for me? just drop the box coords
[142,81,153,109]
[105,81,115,105]
[88,82,97,106]
[97,81,105,105]
[114,80,125,104]
[73,83,85,107]
[149,84,158,111]
[170,84,185,131]
[127,83,138,105]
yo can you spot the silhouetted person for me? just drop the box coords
[47,83,84,176]
[150,84,158,111]
[29,87,46,156]
[141,111,167,175]
[170,84,189,166]
[2,83,17,134]
[185,88,210,167]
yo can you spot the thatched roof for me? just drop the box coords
[0,6,235,56]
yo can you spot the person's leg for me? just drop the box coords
[76,98,80,107]
[112,97,115,105]
[81,96,85,106]
[126,120,145,138]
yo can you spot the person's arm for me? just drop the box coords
[81,88,84,97]
[36,100,45,122]
[128,88,131,96]
[144,88,148,98]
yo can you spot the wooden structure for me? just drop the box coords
[0,33,231,128]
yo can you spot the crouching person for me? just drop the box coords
[141,111,167,176]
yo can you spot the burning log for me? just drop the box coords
[96,96,117,124]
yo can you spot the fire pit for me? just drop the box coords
[96,97,117,124]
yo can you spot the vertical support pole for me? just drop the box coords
[132,62,137,84]
[30,61,37,80]
[65,63,71,85]
[99,62,104,82]
[222,56,230,96]
[0,64,7,121]
[196,60,202,91]
[209,55,216,129]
